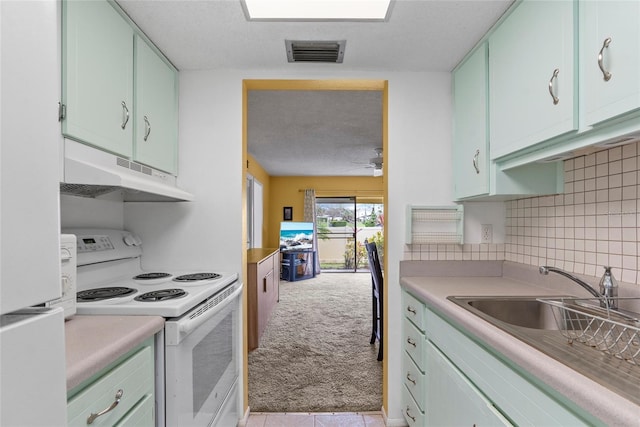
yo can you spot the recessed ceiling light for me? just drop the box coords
[242,0,392,21]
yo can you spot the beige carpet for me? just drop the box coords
[248,272,382,413]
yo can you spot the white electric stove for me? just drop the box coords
[64,228,242,427]
[66,228,238,317]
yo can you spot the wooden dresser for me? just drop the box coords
[247,248,280,351]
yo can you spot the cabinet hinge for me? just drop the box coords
[58,102,66,121]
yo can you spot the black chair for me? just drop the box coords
[365,240,383,361]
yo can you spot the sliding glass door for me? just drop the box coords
[316,197,383,272]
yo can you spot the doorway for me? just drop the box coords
[316,196,384,272]
[241,79,388,413]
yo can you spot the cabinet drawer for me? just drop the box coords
[403,317,424,370]
[114,394,154,427]
[403,350,425,411]
[403,291,425,332]
[402,384,425,427]
[68,345,154,426]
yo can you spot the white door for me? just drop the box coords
[1,0,62,314]
[0,308,67,426]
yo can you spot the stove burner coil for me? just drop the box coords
[77,287,136,302]
[133,272,172,280]
[134,289,188,302]
[173,272,221,282]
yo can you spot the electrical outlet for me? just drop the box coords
[481,224,492,243]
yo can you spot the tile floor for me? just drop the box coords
[245,412,385,427]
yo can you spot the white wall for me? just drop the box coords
[385,71,453,424]
[142,68,453,423]
[125,70,244,272]
[61,67,457,422]
[60,193,125,230]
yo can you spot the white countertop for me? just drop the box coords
[401,274,640,426]
[65,315,164,391]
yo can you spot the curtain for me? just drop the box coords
[303,189,321,274]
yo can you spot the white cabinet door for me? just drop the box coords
[62,0,134,158]
[426,340,512,427]
[489,0,577,159]
[453,43,489,199]
[582,0,640,126]
[134,36,178,174]
[1,0,61,313]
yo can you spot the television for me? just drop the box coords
[279,221,314,251]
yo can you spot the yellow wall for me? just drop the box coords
[267,175,384,248]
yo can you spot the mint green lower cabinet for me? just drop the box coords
[67,338,155,427]
[402,290,426,426]
[426,340,512,426]
[402,383,425,427]
[114,394,154,427]
[400,289,605,426]
[425,307,604,426]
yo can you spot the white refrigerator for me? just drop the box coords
[0,0,68,425]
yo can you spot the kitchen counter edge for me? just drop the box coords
[400,275,640,426]
[65,315,164,391]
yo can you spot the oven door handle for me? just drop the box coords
[178,283,243,336]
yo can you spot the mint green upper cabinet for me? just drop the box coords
[582,0,640,126]
[452,40,561,201]
[453,43,489,199]
[489,0,577,160]
[62,0,134,158]
[134,36,178,174]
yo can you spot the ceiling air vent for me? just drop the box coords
[285,40,346,63]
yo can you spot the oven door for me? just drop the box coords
[164,282,242,427]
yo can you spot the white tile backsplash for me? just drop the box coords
[405,141,640,287]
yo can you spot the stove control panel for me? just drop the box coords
[44,234,77,319]
[62,229,143,267]
[77,235,115,253]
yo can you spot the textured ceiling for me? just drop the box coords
[248,90,383,176]
[116,0,513,176]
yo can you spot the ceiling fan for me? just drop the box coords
[350,147,383,176]
[369,147,383,176]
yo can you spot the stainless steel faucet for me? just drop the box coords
[539,266,617,309]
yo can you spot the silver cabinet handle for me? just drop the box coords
[406,337,416,347]
[472,149,480,174]
[143,116,151,141]
[87,389,123,424]
[121,101,129,129]
[406,306,416,315]
[405,406,416,422]
[548,68,560,105]
[598,37,612,82]
[406,373,416,385]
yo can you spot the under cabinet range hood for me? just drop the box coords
[61,139,194,202]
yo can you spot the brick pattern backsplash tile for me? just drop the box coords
[405,142,640,286]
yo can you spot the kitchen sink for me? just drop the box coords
[463,297,564,330]
[449,295,638,331]
[446,295,640,406]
